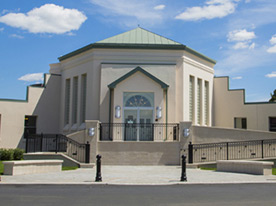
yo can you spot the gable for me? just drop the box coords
[108,67,169,89]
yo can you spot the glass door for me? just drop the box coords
[124,110,138,141]
[139,110,153,141]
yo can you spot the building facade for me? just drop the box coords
[0,27,275,150]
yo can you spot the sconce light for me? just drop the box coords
[115,106,121,118]
[156,106,162,119]
[183,128,190,137]
[88,128,95,137]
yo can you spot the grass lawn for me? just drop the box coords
[201,166,276,175]
[200,167,216,171]
[0,161,3,175]
[62,166,78,171]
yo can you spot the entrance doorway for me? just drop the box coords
[123,93,154,141]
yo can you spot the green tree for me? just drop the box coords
[269,89,276,102]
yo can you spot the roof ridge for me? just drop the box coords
[137,27,183,45]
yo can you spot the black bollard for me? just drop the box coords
[95,154,102,182]
[180,155,187,182]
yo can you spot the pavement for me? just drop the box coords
[1,166,276,185]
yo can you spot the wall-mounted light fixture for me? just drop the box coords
[156,106,162,119]
[183,128,190,137]
[115,106,121,118]
[88,128,95,137]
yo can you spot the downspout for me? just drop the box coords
[165,88,168,141]
[108,88,112,140]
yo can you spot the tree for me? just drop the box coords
[269,89,276,102]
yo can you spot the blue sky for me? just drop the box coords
[0,0,275,102]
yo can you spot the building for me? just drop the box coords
[0,27,276,164]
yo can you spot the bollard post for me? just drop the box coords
[95,154,102,182]
[180,155,187,182]
[85,141,90,164]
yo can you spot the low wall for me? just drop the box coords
[98,142,180,165]
[217,160,274,175]
[23,153,79,167]
[192,126,276,144]
[3,160,63,175]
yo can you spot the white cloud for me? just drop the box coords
[269,35,276,45]
[245,0,251,3]
[10,34,24,39]
[18,73,44,82]
[267,34,276,53]
[249,42,255,49]
[267,45,276,53]
[232,76,242,79]
[154,5,165,10]
[90,0,165,27]
[233,42,249,49]
[265,72,276,78]
[0,4,87,34]
[175,0,239,21]
[0,27,4,32]
[227,29,256,42]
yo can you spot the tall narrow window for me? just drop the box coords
[269,117,276,132]
[204,81,209,125]
[64,79,71,125]
[24,116,37,138]
[72,76,78,124]
[80,74,87,123]
[234,118,247,129]
[189,76,194,123]
[197,79,202,125]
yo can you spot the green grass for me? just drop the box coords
[0,161,3,175]
[272,168,276,175]
[62,166,78,171]
[200,167,216,171]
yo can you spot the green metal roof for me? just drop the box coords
[58,27,216,64]
[96,27,181,45]
[108,66,169,89]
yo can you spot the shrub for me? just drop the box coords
[0,148,25,161]
[13,148,24,160]
[0,149,14,161]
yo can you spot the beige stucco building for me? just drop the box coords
[0,27,275,153]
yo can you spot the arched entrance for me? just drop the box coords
[123,92,154,141]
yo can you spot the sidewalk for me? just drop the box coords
[1,166,276,185]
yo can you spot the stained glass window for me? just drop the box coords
[125,95,151,107]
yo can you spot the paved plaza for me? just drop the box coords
[1,166,276,185]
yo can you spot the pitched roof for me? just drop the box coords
[58,27,216,64]
[108,66,169,89]
[96,27,181,45]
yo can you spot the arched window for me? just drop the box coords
[125,95,151,107]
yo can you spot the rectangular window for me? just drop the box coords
[197,78,202,125]
[189,76,194,123]
[72,76,78,124]
[80,74,87,123]
[24,115,37,138]
[234,117,247,129]
[64,78,71,125]
[269,117,276,132]
[204,81,209,125]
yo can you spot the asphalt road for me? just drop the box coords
[1,184,276,206]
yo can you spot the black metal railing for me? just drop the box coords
[188,139,276,163]
[25,133,90,163]
[99,123,179,141]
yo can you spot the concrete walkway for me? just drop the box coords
[1,166,276,185]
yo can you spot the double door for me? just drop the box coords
[124,108,153,141]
